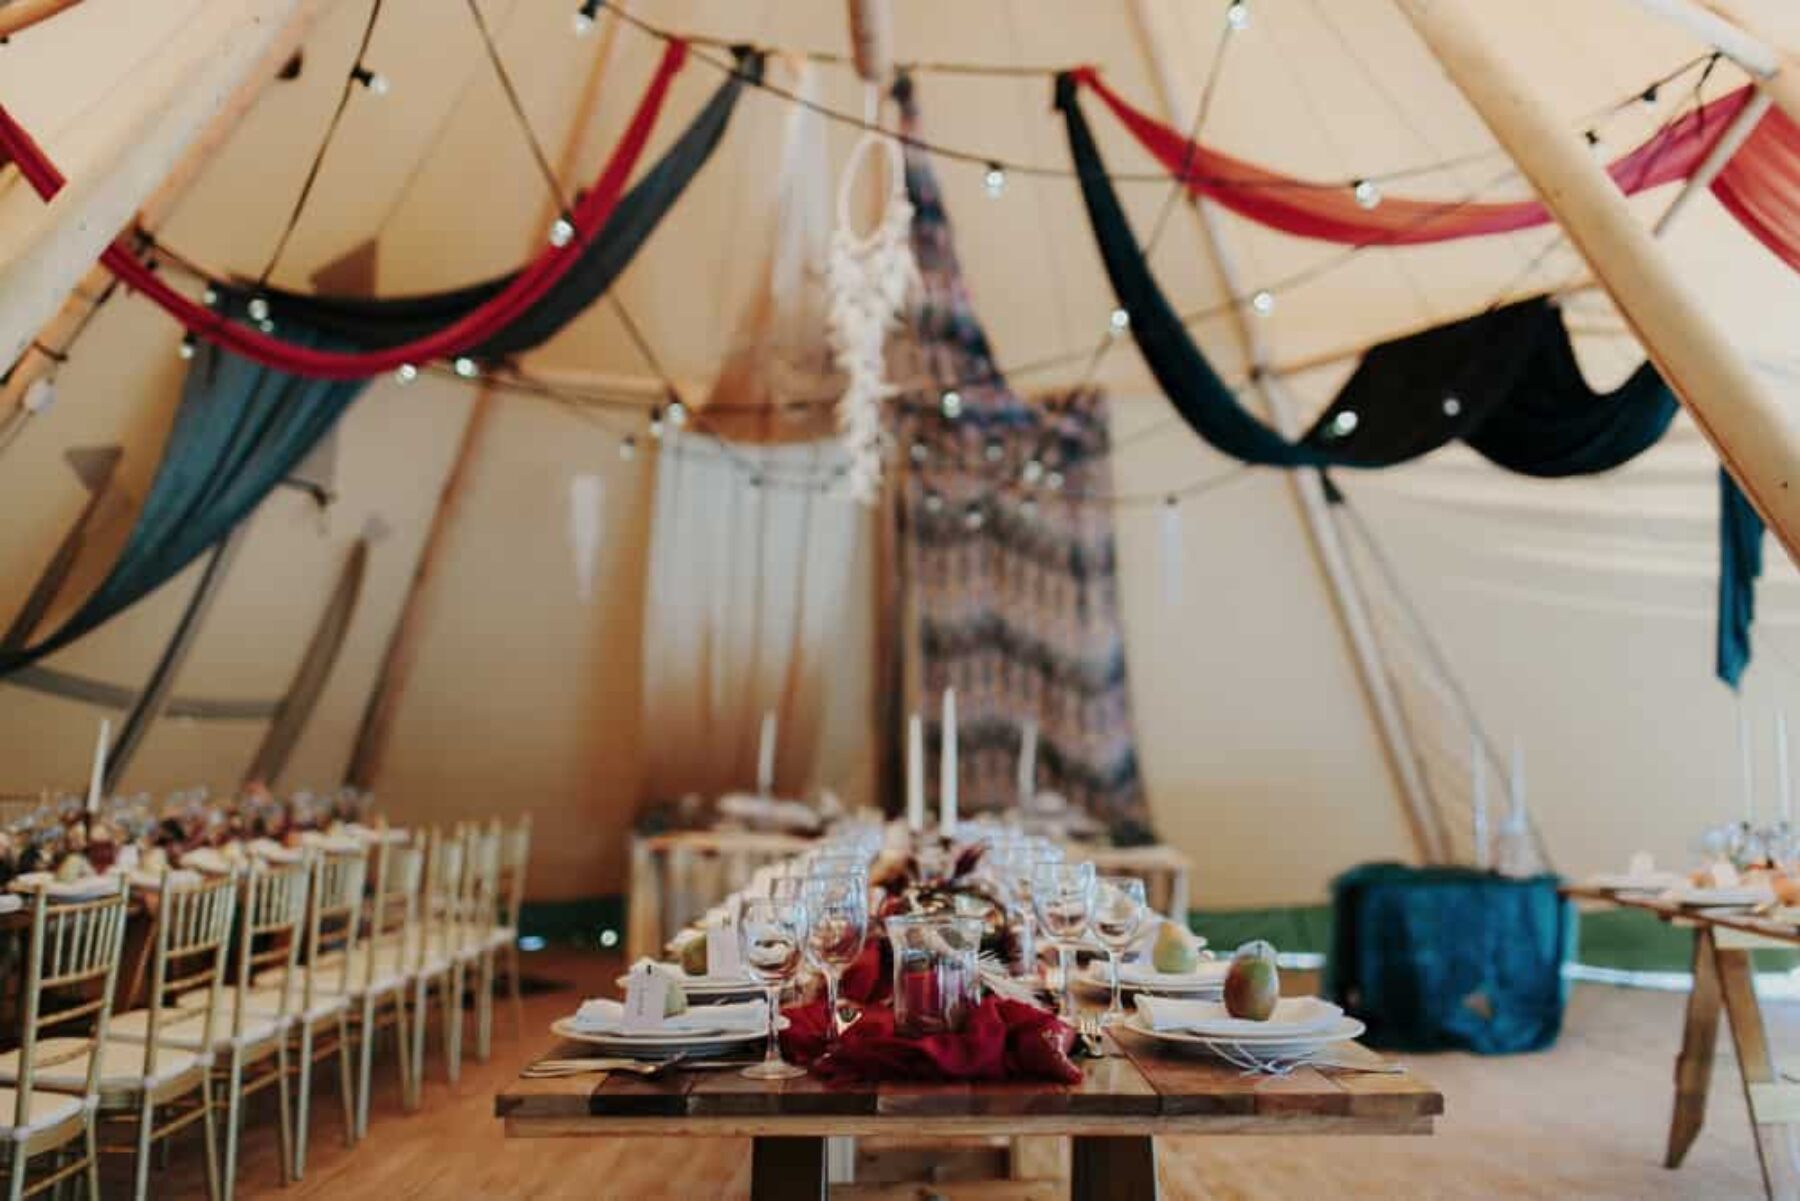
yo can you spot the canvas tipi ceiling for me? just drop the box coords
[3,0,1800,906]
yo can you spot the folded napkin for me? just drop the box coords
[567,998,767,1036]
[780,994,1081,1084]
[248,839,304,863]
[7,872,124,899]
[178,848,233,875]
[128,869,204,891]
[297,831,362,853]
[1113,960,1229,990]
[1132,995,1343,1037]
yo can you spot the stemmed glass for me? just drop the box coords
[737,897,808,1080]
[1091,876,1146,1026]
[1032,860,1096,1021]
[802,872,869,1044]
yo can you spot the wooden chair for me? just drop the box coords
[0,880,130,1201]
[4,872,236,1201]
[458,825,502,1062]
[143,859,309,1200]
[341,839,419,1138]
[491,817,531,1042]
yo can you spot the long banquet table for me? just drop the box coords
[495,1025,1441,1199]
[1564,884,1800,1201]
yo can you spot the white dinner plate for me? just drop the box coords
[1665,887,1771,908]
[613,969,763,999]
[1080,961,1226,995]
[1122,1012,1365,1057]
[548,1017,766,1057]
[1582,872,1685,892]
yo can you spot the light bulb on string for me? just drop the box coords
[1249,290,1275,316]
[909,440,929,464]
[1020,494,1039,518]
[453,357,479,379]
[1226,1,1250,32]
[649,407,665,440]
[1108,307,1130,336]
[21,376,56,415]
[1352,179,1381,210]
[1045,470,1065,492]
[983,440,1005,464]
[549,217,576,248]
[983,162,1007,199]
[618,435,638,461]
[351,65,390,96]
[666,398,688,429]
[178,333,197,360]
[573,0,601,36]
[963,503,986,532]
[202,287,219,307]
[394,363,418,384]
[1021,458,1044,485]
[940,390,963,419]
[246,296,271,323]
[924,490,944,514]
[1583,129,1603,158]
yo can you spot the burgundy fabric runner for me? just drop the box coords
[0,39,689,379]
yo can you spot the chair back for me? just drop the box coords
[13,880,130,1126]
[496,817,531,938]
[301,847,367,1012]
[139,870,237,1075]
[416,828,465,970]
[358,837,420,986]
[463,825,502,953]
[232,858,311,1036]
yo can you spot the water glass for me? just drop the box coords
[1031,860,1096,1020]
[737,897,808,1080]
[802,873,869,1044]
[1091,876,1146,1025]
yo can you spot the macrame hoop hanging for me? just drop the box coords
[828,89,918,503]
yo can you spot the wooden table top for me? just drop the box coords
[1563,884,1800,947]
[496,1029,1442,1139]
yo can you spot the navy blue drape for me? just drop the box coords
[1719,470,1765,689]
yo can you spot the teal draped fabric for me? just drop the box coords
[0,334,363,675]
[1719,470,1765,689]
[1328,863,1572,1054]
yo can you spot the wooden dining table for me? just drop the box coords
[495,1025,1442,1199]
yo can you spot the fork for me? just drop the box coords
[522,1055,688,1078]
[1076,1014,1108,1058]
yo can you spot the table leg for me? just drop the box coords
[1715,941,1800,1201]
[750,1136,826,1201]
[1071,1135,1158,1201]
[1667,927,1722,1168]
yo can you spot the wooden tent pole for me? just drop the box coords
[0,0,84,40]
[1698,3,1800,128]
[343,12,626,789]
[1621,0,1780,77]
[1127,0,1448,863]
[0,0,326,428]
[1397,0,1800,567]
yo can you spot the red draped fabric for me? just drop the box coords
[1072,66,1800,270]
[0,39,688,379]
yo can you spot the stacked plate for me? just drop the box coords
[1080,958,1228,998]
[550,998,768,1058]
[1581,870,1684,894]
[1124,995,1364,1063]
[613,966,763,1002]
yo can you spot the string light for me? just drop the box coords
[618,434,638,461]
[940,390,963,419]
[573,0,601,36]
[1108,307,1130,336]
[963,503,986,531]
[350,65,390,96]
[649,406,665,440]
[395,363,419,384]
[1249,290,1275,316]
[21,377,56,415]
[666,398,689,428]
[909,440,929,464]
[178,333,197,360]
[1441,395,1462,417]
[549,217,576,247]
[983,162,1007,198]
[453,356,479,378]
[924,490,944,514]
[246,296,271,323]
[1225,1,1250,32]
[1021,458,1044,484]
[1325,409,1359,438]
[1352,179,1381,210]
[1045,470,1065,491]
[1020,495,1039,518]
[983,440,1005,463]
[202,287,219,307]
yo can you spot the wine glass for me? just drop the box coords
[1091,876,1146,1026]
[737,897,808,1080]
[802,872,869,1044]
[1031,860,1096,1021]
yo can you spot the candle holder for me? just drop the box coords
[886,914,983,1036]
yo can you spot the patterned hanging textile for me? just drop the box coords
[887,76,1152,839]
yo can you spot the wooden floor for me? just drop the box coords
[130,949,1776,1199]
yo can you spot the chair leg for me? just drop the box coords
[84,1119,100,1201]
[293,1025,314,1180]
[443,964,462,1084]
[6,1147,26,1201]
[275,1040,294,1188]
[355,997,375,1139]
[409,977,428,1105]
[132,1096,155,1201]
[505,942,524,1040]
[393,990,415,1113]
[333,1013,355,1149]
[200,1072,223,1201]
[476,949,494,1062]
[222,1049,244,1201]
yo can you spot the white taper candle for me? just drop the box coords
[941,689,958,836]
[756,710,777,797]
[906,713,925,833]
[86,718,110,815]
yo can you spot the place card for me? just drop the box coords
[622,962,669,1033]
[706,909,743,978]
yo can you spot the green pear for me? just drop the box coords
[1224,940,1279,1021]
[679,933,708,976]
[1150,920,1200,974]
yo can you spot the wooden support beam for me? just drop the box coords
[0,0,324,379]
[1700,3,1800,129]
[1398,0,1800,569]
[1127,0,1448,862]
[1623,0,1780,77]
[0,0,84,40]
